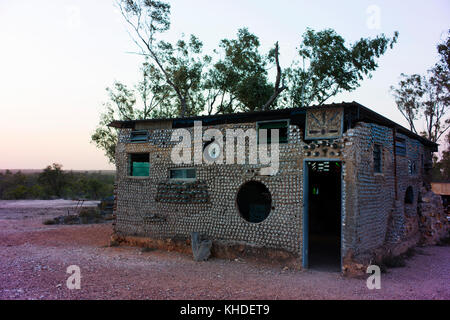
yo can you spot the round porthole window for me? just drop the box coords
[236,181,272,223]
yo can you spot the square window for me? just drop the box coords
[129,153,150,176]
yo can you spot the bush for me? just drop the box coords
[437,233,450,246]
[63,215,79,225]
[30,185,46,199]
[43,219,57,225]
[4,185,29,200]
[380,248,418,271]
[384,255,406,268]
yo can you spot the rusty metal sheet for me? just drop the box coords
[431,183,450,196]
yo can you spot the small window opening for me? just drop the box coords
[257,121,288,144]
[170,168,196,180]
[405,186,414,204]
[395,138,406,156]
[374,144,382,173]
[408,160,417,175]
[129,153,150,176]
[130,130,148,143]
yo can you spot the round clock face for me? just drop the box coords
[204,142,221,162]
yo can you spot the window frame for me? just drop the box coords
[128,153,150,177]
[169,168,197,181]
[256,119,290,145]
[130,130,149,143]
[405,186,414,204]
[395,138,406,157]
[373,144,383,174]
[408,159,418,176]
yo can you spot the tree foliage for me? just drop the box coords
[117,0,209,117]
[91,62,174,163]
[391,30,450,143]
[38,163,68,198]
[433,131,450,182]
[286,28,398,107]
[204,28,279,114]
[92,0,399,163]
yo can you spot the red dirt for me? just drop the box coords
[0,200,449,300]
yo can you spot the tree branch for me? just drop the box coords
[262,42,287,111]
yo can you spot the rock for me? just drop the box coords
[191,232,212,262]
[418,187,449,245]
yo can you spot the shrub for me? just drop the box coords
[43,219,57,225]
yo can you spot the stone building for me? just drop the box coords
[109,101,445,273]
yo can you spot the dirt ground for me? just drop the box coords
[0,200,449,300]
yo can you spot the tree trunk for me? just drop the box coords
[262,42,286,111]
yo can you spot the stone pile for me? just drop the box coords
[418,186,449,245]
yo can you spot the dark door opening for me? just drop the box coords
[306,161,341,271]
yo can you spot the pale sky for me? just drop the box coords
[0,0,448,170]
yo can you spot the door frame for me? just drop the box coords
[302,159,343,271]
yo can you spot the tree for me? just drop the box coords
[433,130,450,182]
[205,28,285,114]
[0,171,28,199]
[91,62,174,164]
[38,164,68,198]
[390,73,423,135]
[117,0,208,117]
[391,30,450,143]
[4,185,29,200]
[286,28,398,108]
[205,28,271,114]
[93,1,400,164]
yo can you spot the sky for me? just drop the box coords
[0,0,448,170]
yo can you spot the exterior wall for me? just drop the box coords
[114,123,310,261]
[112,119,431,269]
[346,123,427,261]
[348,123,396,255]
[393,132,424,246]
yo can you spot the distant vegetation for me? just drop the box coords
[0,164,115,200]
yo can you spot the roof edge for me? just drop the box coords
[108,101,438,150]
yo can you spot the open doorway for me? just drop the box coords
[305,161,342,271]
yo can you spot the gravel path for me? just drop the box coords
[0,200,449,300]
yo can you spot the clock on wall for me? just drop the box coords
[203,141,222,163]
[305,107,344,140]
